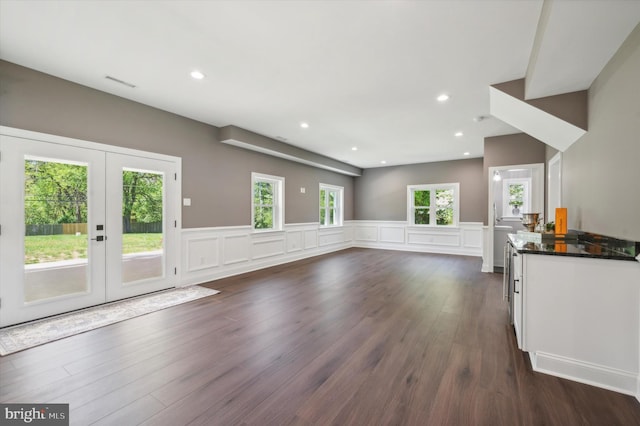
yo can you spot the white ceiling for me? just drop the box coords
[1,0,638,169]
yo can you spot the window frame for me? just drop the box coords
[319,183,344,227]
[251,172,284,232]
[502,177,531,218]
[407,182,460,227]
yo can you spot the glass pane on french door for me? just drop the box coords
[121,168,164,283]
[24,157,89,302]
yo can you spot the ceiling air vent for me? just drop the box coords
[105,75,136,88]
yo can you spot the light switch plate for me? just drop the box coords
[183,198,191,206]
[300,187,306,194]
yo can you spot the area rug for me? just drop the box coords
[0,286,219,356]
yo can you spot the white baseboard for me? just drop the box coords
[352,241,480,257]
[530,351,639,397]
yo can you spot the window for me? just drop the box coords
[407,183,459,226]
[319,183,343,227]
[502,178,530,218]
[252,172,284,231]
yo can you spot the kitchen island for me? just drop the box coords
[507,231,640,399]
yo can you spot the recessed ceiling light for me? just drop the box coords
[380,160,387,164]
[455,132,464,137]
[463,152,470,156]
[437,94,450,102]
[190,70,205,80]
[351,146,358,151]
[300,122,309,129]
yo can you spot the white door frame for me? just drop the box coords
[547,152,562,223]
[0,126,182,326]
[485,163,544,272]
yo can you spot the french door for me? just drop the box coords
[0,133,179,327]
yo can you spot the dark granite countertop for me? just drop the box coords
[508,230,639,262]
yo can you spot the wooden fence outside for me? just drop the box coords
[25,222,161,236]
[62,223,88,235]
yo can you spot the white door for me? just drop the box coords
[0,135,178,327]
[105,153,176,301]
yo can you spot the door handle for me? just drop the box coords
[91,236,107,241]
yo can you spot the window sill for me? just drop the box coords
[407,224,460,229]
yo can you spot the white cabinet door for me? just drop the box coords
[512,251,524,349]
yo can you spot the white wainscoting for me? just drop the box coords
[180,223,353,286]
[351,221,483,257]
[181,220,484,287]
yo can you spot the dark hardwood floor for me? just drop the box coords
[1,248,639,425]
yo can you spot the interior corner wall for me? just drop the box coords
[482,133,547,224]
[561,24,640,241]
[493,79,588,131]
[353,158,485,222]
[0,60,354,228]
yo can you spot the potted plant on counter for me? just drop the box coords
[545,221,555,233]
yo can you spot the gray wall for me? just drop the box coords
[482,133,547,224]
[354,158,485,222]
[492,79,588,130]
[561,23,640,240]
[0,60,354,228]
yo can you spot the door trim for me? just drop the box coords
[1,126,180,164]
[547,152,562,223]
[485,163,544,272]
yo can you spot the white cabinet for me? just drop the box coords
[516,252,640,397]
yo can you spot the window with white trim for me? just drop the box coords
[502,178,531,218]
[252,172,284,231]
[407,183,460,226]
[319,183,343,227]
